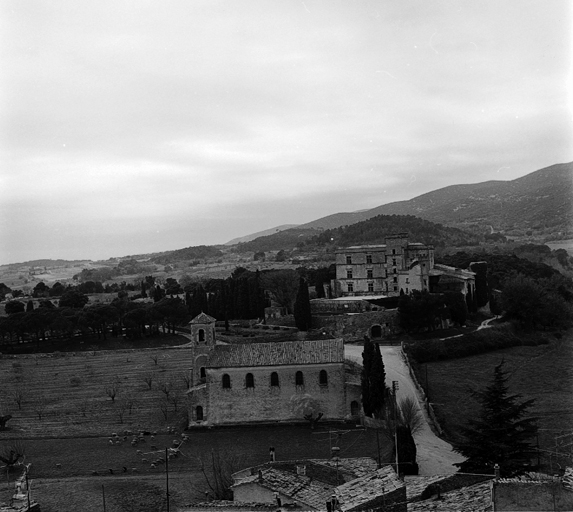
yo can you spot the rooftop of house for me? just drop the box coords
[207,339,344,368]
[335,465,404,512]
[232,466,335,510]
[408,481,492,512]
[231,458,379,510]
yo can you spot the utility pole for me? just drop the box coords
[392,380,399,476]
[166,448,170,512]
[102,485,106,512]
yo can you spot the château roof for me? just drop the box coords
[189,312,217,324]
[208,339,344,368]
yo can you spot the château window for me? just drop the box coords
[366,255,372,264]
[246,373,255,388]
[393,277,397,283]
[392,258,397,266]
[393,268,397,274]
[346,269,353,279]
[295,371,304,386]
[270,372,280,387]
[198,329,205,342]
[347,283,354,293]
[392,249,396,255]
[222,374,231,389]
[196,405,204,421]
[200,367,206,379]
[367,269,373,279]
[319,370,328,386]
[368,282,374,293]
[346,255,352,264]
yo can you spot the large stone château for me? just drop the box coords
[332,233,475,299]
[186,313,361,427]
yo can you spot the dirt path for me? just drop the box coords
[345,344,464,476]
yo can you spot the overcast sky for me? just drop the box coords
[1,1,572,264]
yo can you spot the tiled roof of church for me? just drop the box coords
[208,339,344,368]
[189,312,217,324]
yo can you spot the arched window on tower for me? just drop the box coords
[319,370,328,386]
[295,371,304,386]
[270,372,280,387]
[246,373,255,388]
[222,374,231,389]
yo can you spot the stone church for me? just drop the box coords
[186,313,361,427]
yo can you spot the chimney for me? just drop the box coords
[269,447,276,462]
[258,469,263,482]
[296,465,306,476]
[494,464,500,480]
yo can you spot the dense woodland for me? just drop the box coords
[237,215,481,253]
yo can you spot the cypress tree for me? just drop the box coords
[361,336,375,417]
[294,277,312,331]
[369,342,387,416]
[454,360,538,476]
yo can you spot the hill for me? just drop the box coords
[225,224,299,245]
[297,162,573,239]
[237,215,480,253]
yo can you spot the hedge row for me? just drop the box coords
[404,324,550,363]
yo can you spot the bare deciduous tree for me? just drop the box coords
[143,371,156,390]
[180,371,192,389]
[105,377,121,402]
[0,441,25,468]
[158,379,173,399]
[158,396,170,420]
[198,449,246,500]
[10,387,26,410]
[34,396,47,421]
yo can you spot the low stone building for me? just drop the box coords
[229,458,405,512]
[186,313,361,427]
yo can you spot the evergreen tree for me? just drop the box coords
[361,337,387,417]
[454,360,538,476]
[294,277,312,331]
[26,300,34,312]
[470,262,490,308]
[361,336,374,417]
[369,342,386,415]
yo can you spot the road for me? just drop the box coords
[345,344,464,475]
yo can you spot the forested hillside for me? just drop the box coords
[237,215,480,253]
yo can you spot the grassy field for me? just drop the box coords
[421,330,573,473]
[1,424,386,511]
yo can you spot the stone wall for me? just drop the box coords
[204,362,347,425]
[312,310,401,341]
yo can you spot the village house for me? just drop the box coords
[230,458,406,512]
[185,313,362,427]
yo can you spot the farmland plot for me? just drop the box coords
[0,346,195,437]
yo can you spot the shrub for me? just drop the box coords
[406,325,550,363]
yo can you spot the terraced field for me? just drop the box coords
[0,344,195,437]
